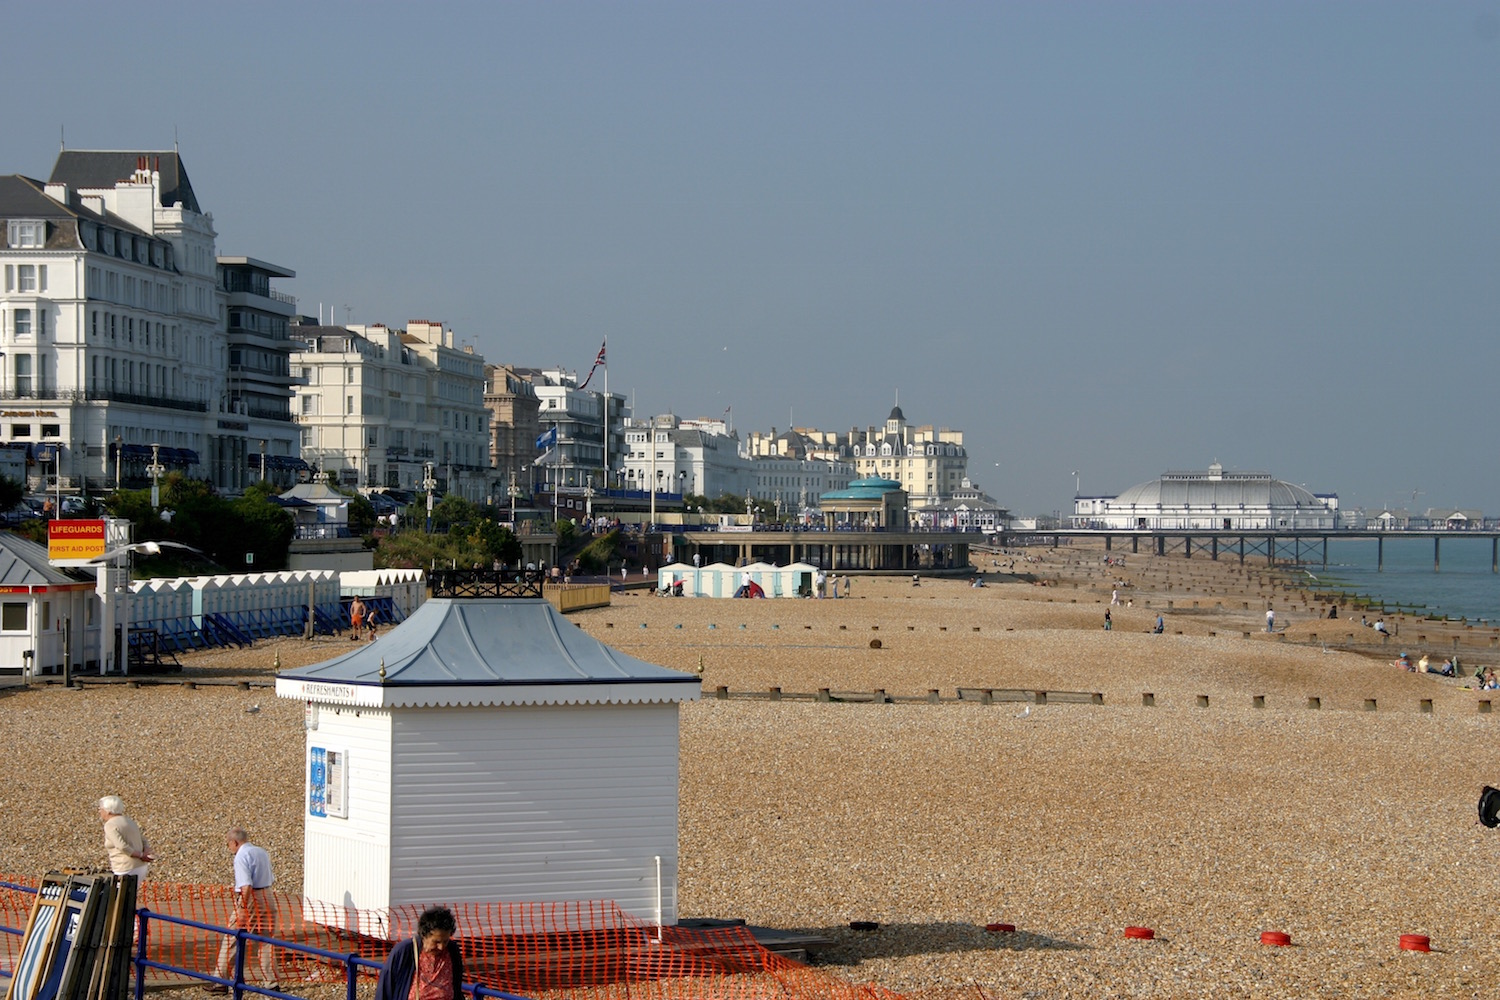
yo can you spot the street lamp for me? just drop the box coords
[114,434,123,491]
[260,439,267,483]
[423,462,436,532]
[147,443,165,510]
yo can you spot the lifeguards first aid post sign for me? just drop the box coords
[47,520,107,563]
[45,518,129,675]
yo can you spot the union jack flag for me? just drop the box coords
[578,339,607,390]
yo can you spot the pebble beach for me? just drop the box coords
[3,545,1498,999]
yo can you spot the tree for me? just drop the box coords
[100,475,293,574]
[327,484,376,538]
[225,489,295,570]
[577,530,623,573]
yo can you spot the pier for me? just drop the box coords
[999,528,1500,573]
[680,529,982,574]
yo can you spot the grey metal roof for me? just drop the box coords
[1114,472,1322,508]
[49,150,201,213]
[0,533,93,587]
[279,598,700,690]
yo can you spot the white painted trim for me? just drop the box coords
[276,677,700,708]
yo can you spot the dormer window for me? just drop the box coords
[6,220,45,248]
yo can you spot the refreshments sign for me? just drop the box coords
[47,519,107,562]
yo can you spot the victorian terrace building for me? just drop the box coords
[0,150,250,490]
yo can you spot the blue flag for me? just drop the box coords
[535,427,557,451]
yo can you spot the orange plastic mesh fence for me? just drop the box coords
[0,876,902,1000]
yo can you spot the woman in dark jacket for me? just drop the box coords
[374,907,465,1000]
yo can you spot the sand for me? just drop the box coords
[3,543,1497,999]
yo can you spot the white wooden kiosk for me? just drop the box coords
[274,570,701,936]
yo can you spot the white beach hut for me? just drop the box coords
[274,573,701,935]
[699,563,735,598]
[656,563,696,596]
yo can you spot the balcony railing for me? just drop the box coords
[0,387,208,412]
[246,406,293,422]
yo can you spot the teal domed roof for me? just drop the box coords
[820,477,903,501]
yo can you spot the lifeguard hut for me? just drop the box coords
[274,569,701,935]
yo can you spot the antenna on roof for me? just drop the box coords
[174,126,179,154]
[59,125,65,151]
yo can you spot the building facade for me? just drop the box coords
[620,415,755,501]
[221,256,302,489]
[1072,463,1338,531]
[912,478,1008,533]
[483,363,541,501]
[519,368,626,490]
[846,406,967,508]
[0,151,252,491]
[291,321,489,500]
[746,408,967,510]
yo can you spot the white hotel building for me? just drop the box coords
[0,149,298,491]
[291,321,490,500]
[620,415,754,500]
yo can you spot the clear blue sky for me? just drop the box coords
[10,2,1498,514]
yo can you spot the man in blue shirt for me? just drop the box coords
[207,828,279,992]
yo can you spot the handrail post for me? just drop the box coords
[134,908,151,1000]
[232,926,249,1000]
[345,954,360,1000]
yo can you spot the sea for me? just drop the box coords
[1302,537,1500,624]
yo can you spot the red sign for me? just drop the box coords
[48,519,107,562]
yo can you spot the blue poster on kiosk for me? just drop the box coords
[309,746,327,817]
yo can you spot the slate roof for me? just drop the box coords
[0,174,155,245]
[49,150,201,213]
[278,598,700,706]
[0,533,93,587]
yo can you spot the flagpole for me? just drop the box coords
[601,338,609,494]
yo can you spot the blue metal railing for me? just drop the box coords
[0,882,530,1000]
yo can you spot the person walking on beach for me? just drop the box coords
[1154,614,1164,634]
[209,828,279,992]
[1111,588,1120,606]
[1104,609,1112,631]
[1266,607,1276,633]
[98,795,154,880]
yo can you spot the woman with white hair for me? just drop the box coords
[96,795,154,879]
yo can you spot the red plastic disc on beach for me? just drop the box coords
[1260,931,1291,947]
[1123,926,1155,940]
[985,923,1016,934]
[1399,934,1431,952]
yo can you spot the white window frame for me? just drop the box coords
[7,220,44,249]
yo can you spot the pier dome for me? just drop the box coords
[1113,470,1323,510]
[1073,463,1337,531]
